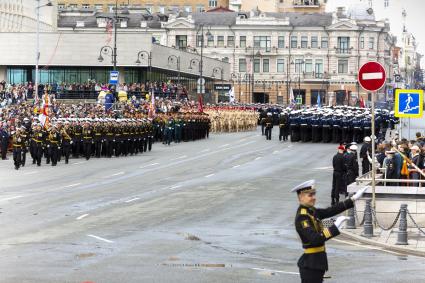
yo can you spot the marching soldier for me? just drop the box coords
[47,125,61,166]
[278,113,288,142]
[264,113,273,141]
[82,120,93,160]
[30,123,44,166]
[93,119,103,158]
[12,128,24,170]
[293,180,367,283]
[61,121,73,164]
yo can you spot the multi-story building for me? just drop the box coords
[230,0,326,13]
[57,0,229,13]
[162,6,394,105]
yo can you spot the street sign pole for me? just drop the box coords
[371,91,376,213]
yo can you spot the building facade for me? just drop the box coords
[57,0,229,13]
[162,8,394,105]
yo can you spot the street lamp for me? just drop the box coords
[244,73,250,104]
[212,67,224,101]
[195,24,212,94]
[168,55,180,85]
[291,59,305,105]
[98,46,116,68]
[135,50,152,83]
[35,0,53,101]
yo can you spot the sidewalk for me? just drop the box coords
[340,227,425,257]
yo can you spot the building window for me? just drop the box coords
[176,35,187,50]
[196,5,204,12]
[217,36,224,47]
[108,4,114,12]
[185,6,192,12]
[197,35,203,47]
[159,6,165,13]
[239,36,246,48]
[315,59,323,77]
[305,59,313,73]
[337,37,350,53]
[278,36,285,48]
[263,59,270,73]
[277,59,285,73]
[301,36,308,48]
[207,34,214,47]
[360,37,365,49]
[321,36,328,48]
[208,0,217,7]
[222,57,229,63]
[69,4,78,9]
[58,3,65,9]
[254,59,261,73]
[311,36,318,48]
[227,36,234,47]
[94,4,103,11]
[82,4,90,9]
[291,36,298,48]
[254,36,271,52]
[338,59,348,74]
[369,37,375,50]
[295,59,304,73]
[239,58,247,72]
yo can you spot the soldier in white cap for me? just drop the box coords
[360,136,372,174]
[293,180,367,283]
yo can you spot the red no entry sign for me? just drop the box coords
[358,61,386,92]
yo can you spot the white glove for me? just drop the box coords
[351,186,368,201]
[70,141,73,144]
[334,216,350,229]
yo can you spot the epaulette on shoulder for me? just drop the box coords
[300,208,308,215]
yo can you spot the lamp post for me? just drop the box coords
[249,48,261,104]
[135,50,152,83]
[98,46,116,69]
[168,55,180,85]
[291,59,305,105]
[196,24,212,94]
[231,73,241,102]
[35,0,53,100]
[244,73,250,104]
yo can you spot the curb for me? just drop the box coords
[339,229,425,257]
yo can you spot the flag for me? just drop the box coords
[198,94,203,113]
[317,93,321,108]
[359,96,365,108]
[229,87,235,103]
[148,90,156,118]
[106,19,113,44]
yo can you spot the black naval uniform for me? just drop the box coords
[264,116,273,140]
[295,198,354,283]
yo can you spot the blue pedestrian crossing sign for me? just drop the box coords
[109,71,119,84]
[394,89,423,118]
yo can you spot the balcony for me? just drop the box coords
[293,0,320,7]
[335,48,352,55]
[303,72,328,80]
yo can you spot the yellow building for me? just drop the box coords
[58,0,229,13]
[231,0,326,13]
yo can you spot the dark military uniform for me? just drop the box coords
[264,116,273,140]
[295,198,354,283]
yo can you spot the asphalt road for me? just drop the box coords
[0,127,424,283]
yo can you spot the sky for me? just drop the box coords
[326,0,424,66]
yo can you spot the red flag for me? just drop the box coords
[359,96,365,108]
[198,94,203,113]
[106,19,113,44]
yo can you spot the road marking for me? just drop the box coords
[63,183,81,188]
[0,196,23,202]
[171,155,187,161]
[140,163,159,169]
[232,165,241,168]
[111,171,125,176]
[273,150,280,154]
[362,72,383,80]
[255,157,262,160]
[76,214,89,220]
[169,185,182,190]
[288,145,293,148]
[87,234,114,243]
[24,171,38,175]
[332,238,402,256]
[200,149,210,153]
[314,166,333,170]
[205,174,215,178]
[239,138,247,142]
[251,267,299,275]
[72,161,86,165]
[125,197,140,203]
[219,144,230,148]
